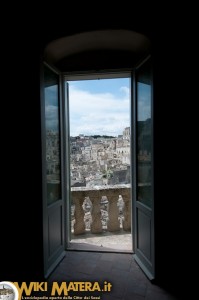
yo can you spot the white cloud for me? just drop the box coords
[69,85,130,136]
[120,86,130,96]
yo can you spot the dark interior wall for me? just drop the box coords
[1,33,44,281]
[0,6,191,295]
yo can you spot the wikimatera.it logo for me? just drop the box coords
[0,282,112,300]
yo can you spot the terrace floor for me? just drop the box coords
[69,231,132,252]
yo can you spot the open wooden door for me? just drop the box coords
[41,64,66,277]
[133,57,155,279]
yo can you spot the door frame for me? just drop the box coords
[64,71,132,250]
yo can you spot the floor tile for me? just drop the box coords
[47,251,178,300]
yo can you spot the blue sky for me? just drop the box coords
[68,78,131,136]
[44,78,151,135]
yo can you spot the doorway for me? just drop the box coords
[65,76,132,252]
[42,30,154,280]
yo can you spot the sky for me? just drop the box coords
[68,78,131,137]
[44,78,151,135]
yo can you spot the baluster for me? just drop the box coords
[123,188,131,231]
[118,195,124,229]
[72,191,85,235]
[89,190,102,233]
[101,195,109,230]
[71,203,75,233]
[107,189,120,232]
[83,196,92,231]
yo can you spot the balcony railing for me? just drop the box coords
[71,184,131,235]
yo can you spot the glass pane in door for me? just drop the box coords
[137,61,152,208]
[44,66,61,205]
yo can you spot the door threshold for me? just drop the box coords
[67,242,133,254]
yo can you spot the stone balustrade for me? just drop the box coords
[71,184,131,235]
